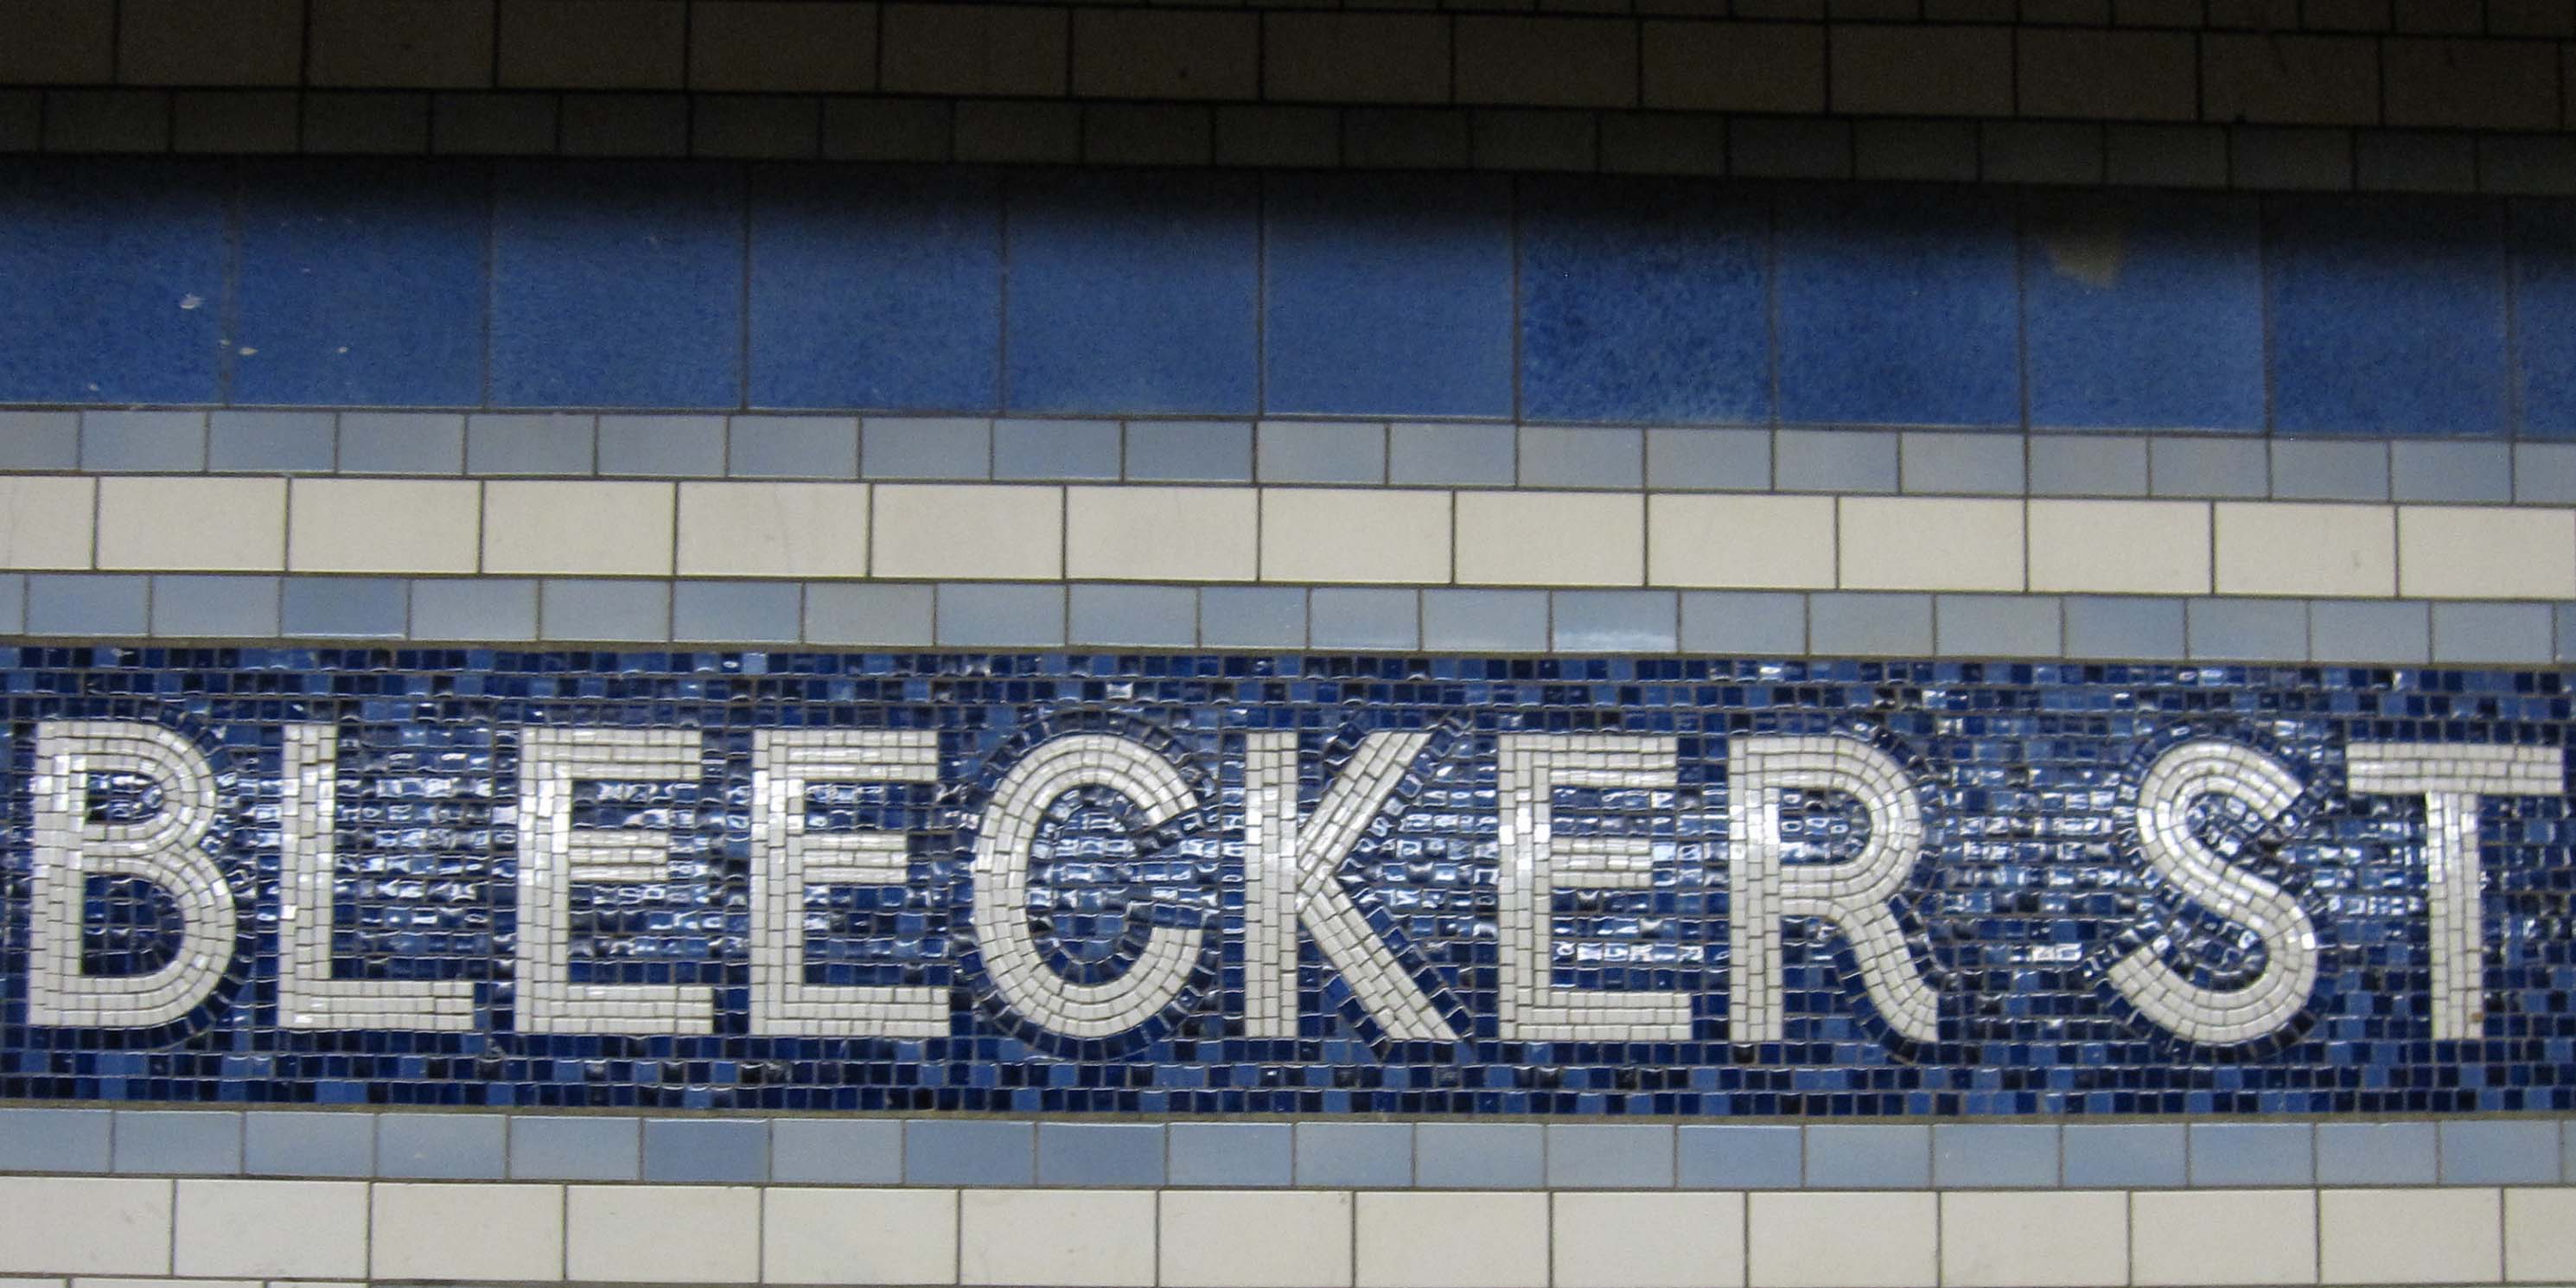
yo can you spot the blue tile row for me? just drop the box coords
[6,1108,2568,1189]
[6,158,2576,436]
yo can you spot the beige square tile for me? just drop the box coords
[676,481,868,577]
[1838,497,2023,592]
[96,478,284,572]
[1067,487,1258,582]
[173,1182,364,1279]
[1355,1192,1548,1288]
[1648,494,1834,589]
[2320,1187,2499,1285]
[960,1189,1155,1287]
[1939,1190,2127,1288]
[2028,499,2210,593]
[2132,1189,2315,1286]
[288,478,480,574]
[1747,1192,1935,1288]
[2397,506,2576,598]
[370,1183,564,1283]
[1260,489,1451,584]
[873,484,1062,580]
[0,476,96,570]
[1553,1192,1744,1288]
[566,1185,756,1285]
[763,1188,955,1286]
[0,1177,172,1276]
[2215,501,2397,596]
[1453,492,1643,587]
[482,481,674,577]
[1162,1190,1353,1288]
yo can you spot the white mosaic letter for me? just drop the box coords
[749,729,947,1037]
[2346,743,2563,1042]
[514,727,714,1035]
[971,734,1205,1039]
[277,724,475,1030]
[28,720,237,1029]
[2109,740,2318,1045]
[1243,731,1457,1043]
[1726,736,1940,1044]
[1496,734,1691,1042]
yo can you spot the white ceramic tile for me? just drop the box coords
[2319,1187,2500,1285]
[0,476,96,570]
[481,480,676,576]
[566,1185,760,1285]
[1260,488,1451,584]
[2027,498,2211,593]
[1838,496,2023,592]
[1939,1190,2127,1288]
[1161,1190,1354,1288]
[872,484,1063,579]
[173,1181,365,1280]
[2505,1187,2576,1283]
[287,478,481,574]
[1066,486,1259,582]
[2131,1189,2316,1286]
[762,1187,958,1286]
[1453,492,1644,586]
[2215,501,2397,597]
[369,1183,564,1283]
[2397,505,2576,598]
[96,477,284,572]
[1355,1192,1549,1288]
[1646,494,1836,590]
[675,481,869,577]
[1745,1192,1936,1288]
[1553,1192,1744,1288]
[959,1189,1156,1287]
[0,1177,173,1276]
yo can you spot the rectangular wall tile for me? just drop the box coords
[173,1180,365,1279]
[873,484,1060,579]
[566,1184,758,1285]
[1355,1191,1549,1288]
[1553,1192,1743,1288]
[482,481,673,576]
[96,478,284,572]
[2320,1187,2501,1285]
[1776,188,2018,426]
[0,161,226,403]
[2269,196,2509,437]
[240,1113,371,1179]
[1648,495,1835,590]
[1746,1192,1936,1288]
[1295,1123,1412,1189]
[1162,1190,1354,1288]
[769,1119,903,1186]
[1261,489,1451,585]
[372,1182,562,1279]
[0,1108,111,1173]
[1939,1191,2127,1288]
[1036,1124,1166,1188]
[2505,1187,2576,1282]
[0,1176,172,1276]
[960,1189,1156,1288]
[752,167,997,412]
[674,481,869,578]
[1454,492,1642,586]
[2214,502,2397,596]
[763,1188,956,1286]
[113,1112,239,1176]
[2024,192,2265,432]
[1266,174,1513,418]
[2397,507,2576,598]
[288,479,481,575]
[1838,497,2024,592]
[2132,1189,2316,1285]
[1066,487,1258,582]
[2028,499,2210,593]
[0,477,95,571]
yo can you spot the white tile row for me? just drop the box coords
[4,478,2574,600]
[3,1176,2574,1287]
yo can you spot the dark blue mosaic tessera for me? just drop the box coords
[4,647,2575,1118]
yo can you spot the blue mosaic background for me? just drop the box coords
[3,647,2575,1117]
[3,159,2576,436]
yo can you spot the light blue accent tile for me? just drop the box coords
[2317,1123,2439,1185]
[1266,173,1513,418]
[28,575,149,636]
[338,412,465,475]
[244,1111,373,1178]
[492,161,743,408]
[2271,438,2390,501]
[2150,436,2269,498]
[2188,598,2309,662]
[1387,421,1512,486]
[540,579,671,642]
[2063,1124,2184,1188]
[1935,594,2060,658]
[2311,600,2431,665]
[468,413,595,475]
[1259,421,1386,484]
[0,159,226,403]
[1680,591,1805,656]
[1037,1123,1167,1187]
[0,574,22,634]
[235,159,486,405]
[1295,1123,1412,1188]
[2030,435,2150,496]
[1809,593,1933,657]
[0,1107,112,1173]
[412,578,539,641]
[805,583,934,647]
[1009,169,1258,415]
[1546,1124,1674,1189]
[2560,604,2576,664]
[1416,1123,1543,1189]
[598,414,726,476]
[2566,1122,2576,1182]
[1310,588,1418,651]
[1647,427,1769,490]
[2392,440,2512,503]
[0,411,80,469]
[1553,590,1677,654]
[152,576,282,637]
[752,166,999,412]
[1807,1125,1930,1189]
[83,411,207,471]
[1201,586,1307,648]
[1776,429,1898,494]
[729,416,858,479]
[2024,191,2265,432]
[113,1109,240,1176]
[1170,1123,1291,1188]
[1125,420,1253,483]
[936,583,1065,647]
[1676,1125,1801,1189]
[208,411,335,474]
[377,1113,506,1180]
[1777,188,2018,426]
[994,418,1121,481]
[1903,431,2024,494]
[1070,583,1196,647]
[1518,425,1643,489]
[907,1119,1034,1186]
[673,581,800,644]
[1422,589,1547,652]
[770,1119,902,1185]
[2189,1122,2314,1186]
[2065,596,2187,660]
[864,417,991,479]
[2434,602,2554,664]
[1520,176,1769,424]
[2516,443,2576,504]
[642,1119,768,1183]
[510,1116,640,1181]
[283,577,408,638]
[1931,1125,2057,1188]
[2272,196,2508,437]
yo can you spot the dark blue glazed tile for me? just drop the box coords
[1265,172,1512,418]
[1518,176,1769,424]
[233,160,487,407]
[1775,187,2018,427]
[751,165,1001,413]
[0,159,226,403]
[2514,199,2576,439]
[1005,169,1257,415]
[2024,192,2265,432]
[2269,195,2509,437]
[491,161,743,408]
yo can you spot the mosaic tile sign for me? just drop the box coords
[3,647,2573,1116]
